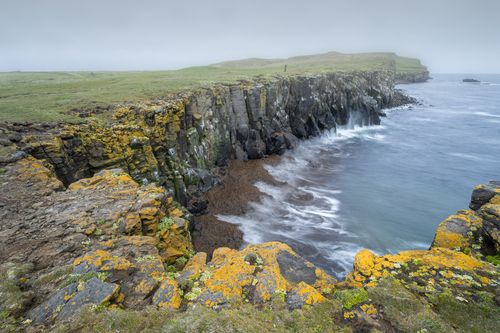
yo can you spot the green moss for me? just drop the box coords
[33,265,73,287]
[135,255,157,263]
[428,290,500,333]
[62,271,109,287]
[158,217,175,232]
[368,278,452,333]
[0,310,18,333]
[334,288,369,309]
[0,263,33,319]
[485,255,500,266]
[96,219,106,226]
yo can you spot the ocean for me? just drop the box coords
[218,74,500,278]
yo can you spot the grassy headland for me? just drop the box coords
[0,52,426,123]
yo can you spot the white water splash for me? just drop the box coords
[217,123,387,277]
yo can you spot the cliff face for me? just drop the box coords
[396,70,430,83]
[12,71,401,209]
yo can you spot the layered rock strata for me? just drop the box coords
[1,71,408,210]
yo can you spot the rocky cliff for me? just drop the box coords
[2,71,408,213]
[395,70,431,83]
[0,155,498,332]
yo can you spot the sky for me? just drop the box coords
[1,0,499,73]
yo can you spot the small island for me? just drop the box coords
[463,78,481,83]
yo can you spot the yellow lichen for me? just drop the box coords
[360,303,378,316]
[293,282,326,305]
[73,250,134,271]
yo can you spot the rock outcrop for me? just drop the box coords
[0,157,193,328]
[335,181,500,331]
[1,157,499,332]
[396,70,430,83]
[175,242,335,310]
[2,71,406,210]
[463,78,480,83]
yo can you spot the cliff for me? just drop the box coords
[0,156,498,332]
[2,71,412,213]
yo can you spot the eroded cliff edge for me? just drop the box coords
[1,71,416,211]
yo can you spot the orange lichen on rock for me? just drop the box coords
[177,252,207,282]
[432,210,483,251]
[68,169,138,191]
[12,156,64,193]
[73,250,134,271]
[290,282,326,305]
[152,278,182,309]
[347,246,489,288]
[201,251,255,304]
[182,242,335,308]
[360,303,378,317]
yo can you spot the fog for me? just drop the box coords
[1,0,499,73]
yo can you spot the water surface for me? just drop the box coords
[219,74,500,278]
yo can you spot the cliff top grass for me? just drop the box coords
[0,52,426,123]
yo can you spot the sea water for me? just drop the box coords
[218,74,500,278]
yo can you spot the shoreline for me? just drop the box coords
[192,156,283,257]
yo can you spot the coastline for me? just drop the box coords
[190,87,421,262]
[192,156,282,256]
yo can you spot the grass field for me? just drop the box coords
[0,52,426,123]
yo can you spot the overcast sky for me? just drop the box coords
[1,0,499,73]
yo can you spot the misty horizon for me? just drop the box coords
[1,0,500,73]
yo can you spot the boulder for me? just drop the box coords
[152,278,182,309]
[431,210,484,254]
[57,277,119,321]
[28,283,78,324]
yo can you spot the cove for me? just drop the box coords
[216,74,500,278]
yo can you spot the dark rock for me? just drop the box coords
[8,133,22,143]
[463,78,480,83]
[57,277,119,321]
[276,250,317,285]
[28,283,78,324]
[285,289,307,310]
[244,252,259,265]
[469,182,498,210]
